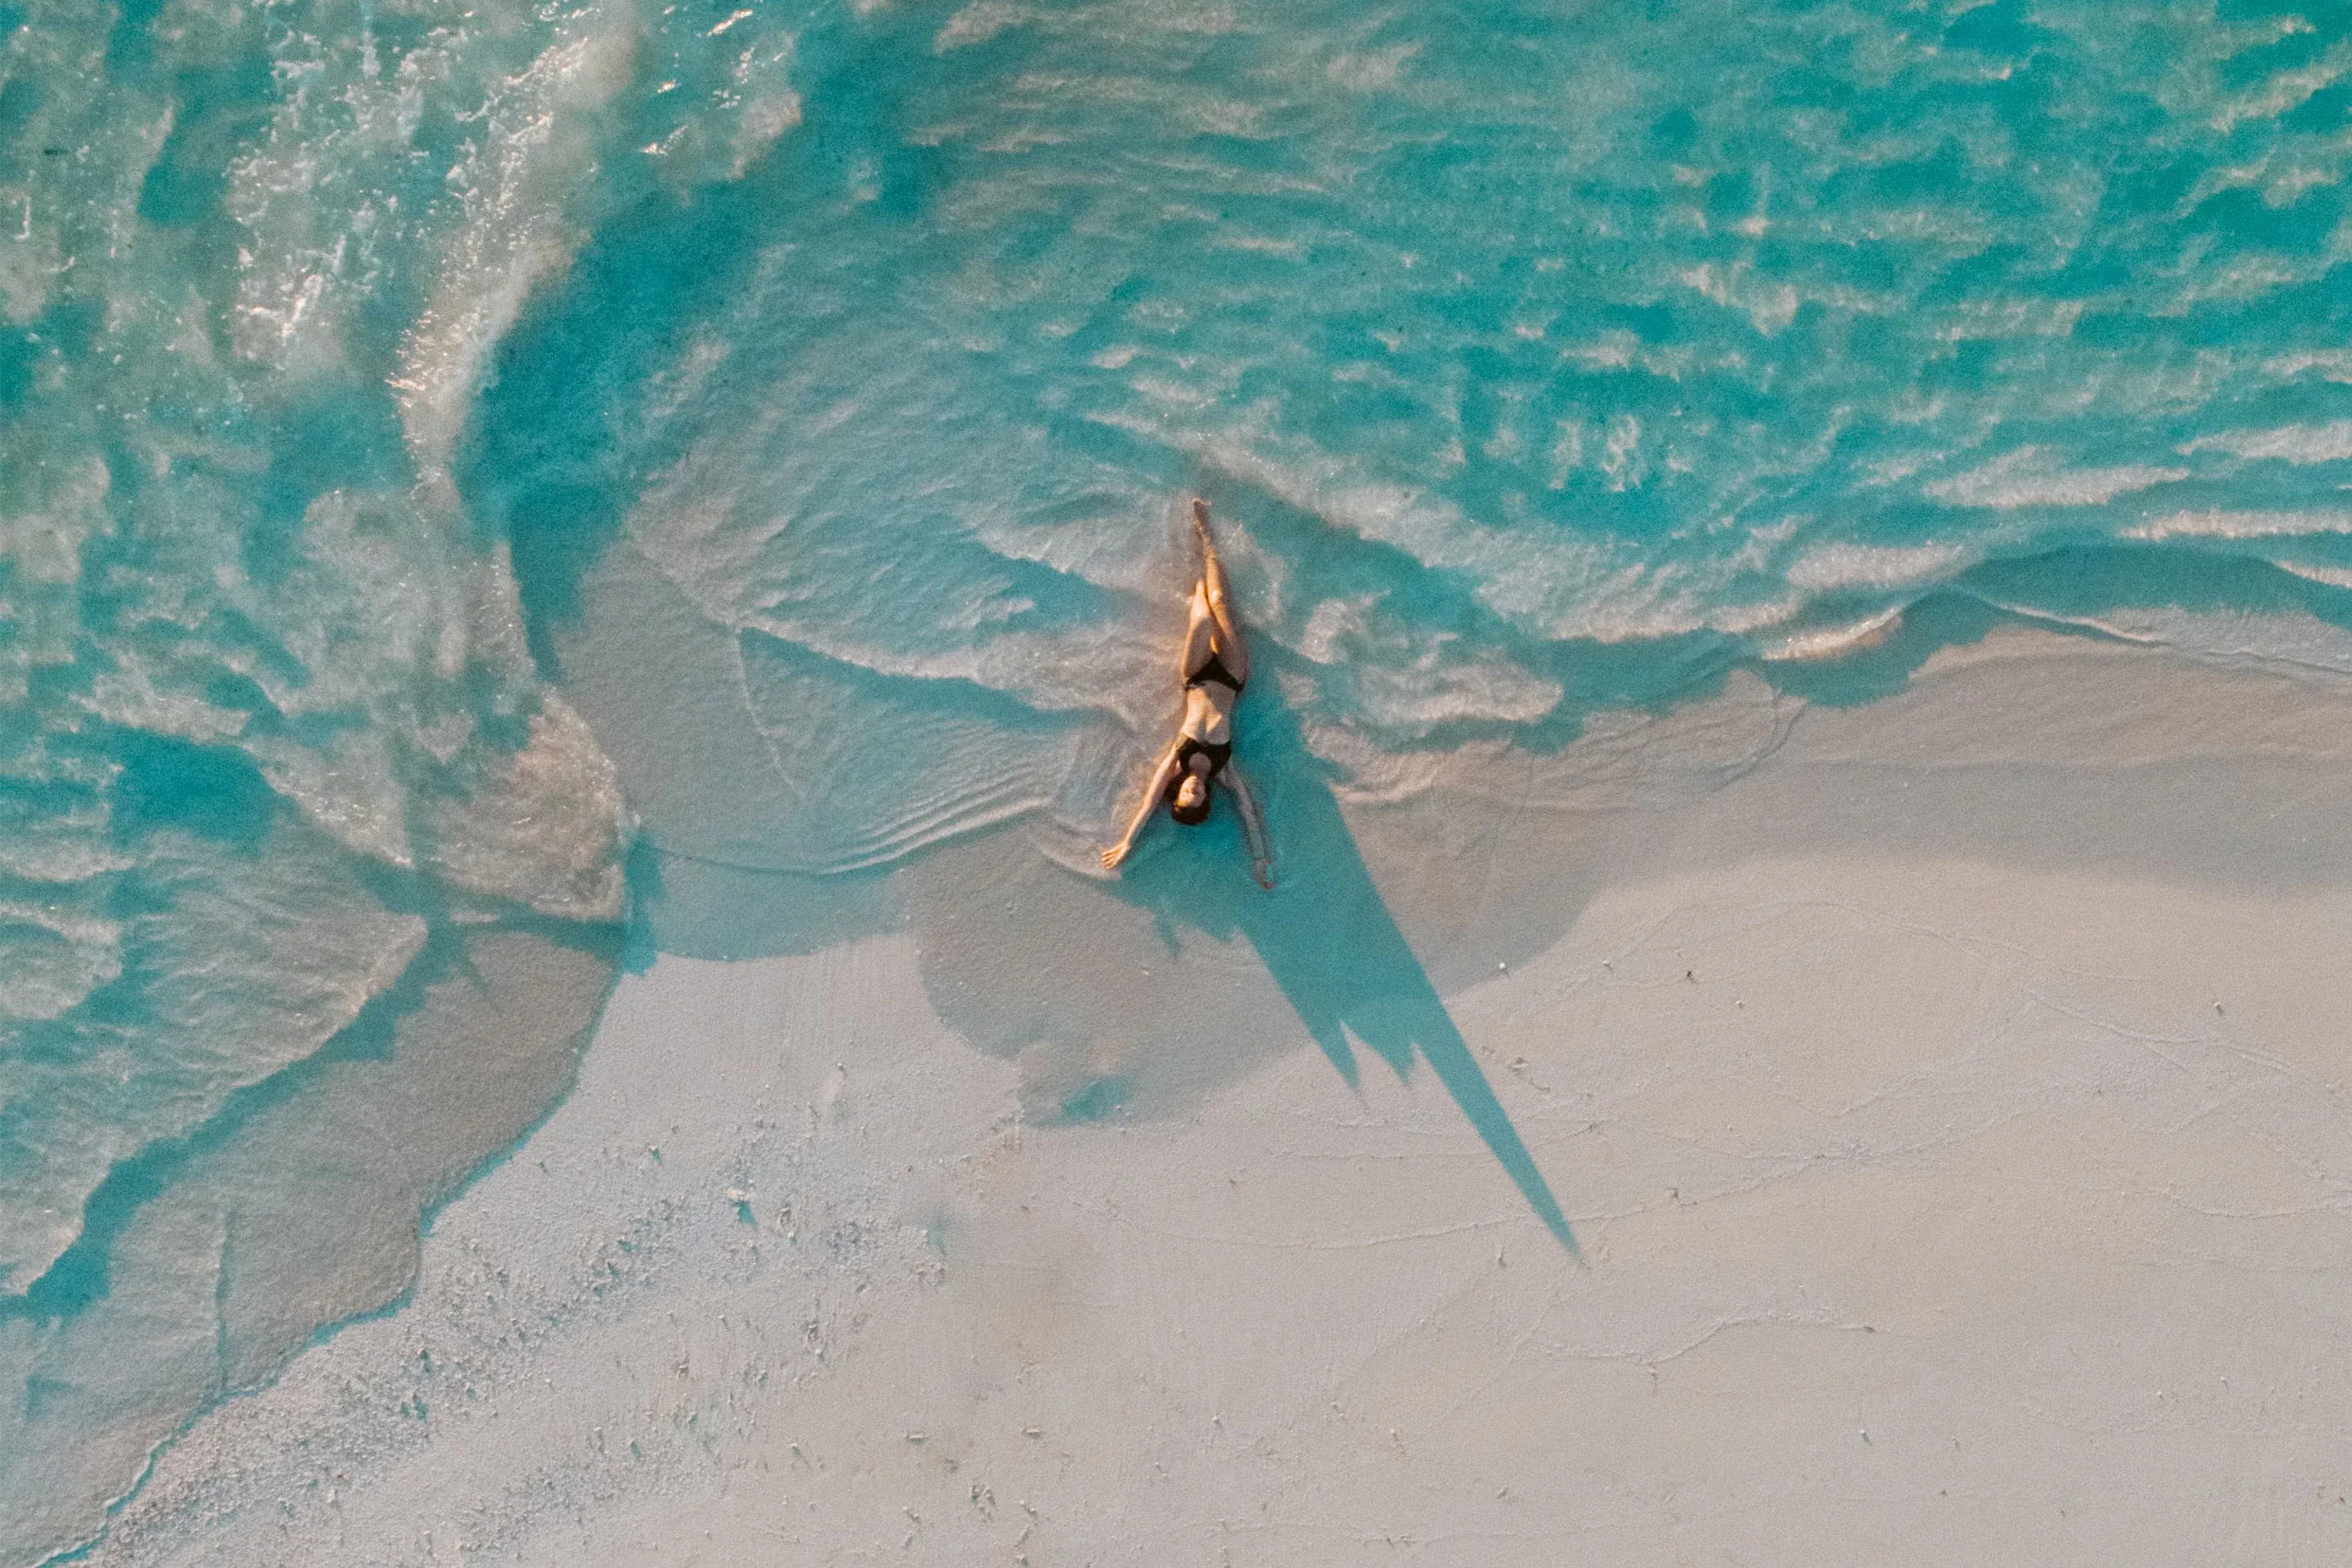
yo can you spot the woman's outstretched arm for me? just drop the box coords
[1191,498,1250,686]
[1102,741,1182,870]
[1224,762,1275,889]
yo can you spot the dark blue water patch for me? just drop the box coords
[501,482,625,682]
[1971,540,2352,624]
[2215,0,2328,20]
[2214,7,2335,91]
[1648,103,1700,156]
[1939,0,2057,56]
[2168,265,2352,357]
[0,1125,179,1314]
[2172,180,2343,265]
[100,0,167,73]
[0,72,38,179]
[794,21,948,220]
[1830,135,1978,214]
[196,667,278,727]
[2283,76,2352,136]
[137,56,277,229]
[23,295,103,365]
[0,324,36,410]
[620,836,664,974]
[106,732,279,848]
[461,176,758,670]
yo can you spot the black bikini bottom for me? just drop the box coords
[1185,649,1245,694]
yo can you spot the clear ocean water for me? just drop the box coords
[7,0,2352,1552]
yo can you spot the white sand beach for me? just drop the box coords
[82,627,2352,1566]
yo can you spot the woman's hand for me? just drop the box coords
[1254,860,1275,891]
[1102,842,1129,871]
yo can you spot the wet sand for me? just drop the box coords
[84,627,2352,1566]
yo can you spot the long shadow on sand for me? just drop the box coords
[1106,693,1578,1252]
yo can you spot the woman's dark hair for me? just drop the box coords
[1169,791,1212,826]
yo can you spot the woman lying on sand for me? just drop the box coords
[1102,500,1276,889]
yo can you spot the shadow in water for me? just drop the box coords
[1109,688,1579,1253]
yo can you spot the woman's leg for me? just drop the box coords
[1179,579,1218,680]
[1189,500,1249,683]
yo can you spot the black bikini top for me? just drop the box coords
[1172,734,1233,782]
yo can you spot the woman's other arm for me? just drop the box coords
[1224,762,1275,889]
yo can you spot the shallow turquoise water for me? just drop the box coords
[469,0,2352,868]
[7,0,2352,1552]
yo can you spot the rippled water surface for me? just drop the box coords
[7,0,2352,1555]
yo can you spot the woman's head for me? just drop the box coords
[1170,769,1211,826]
